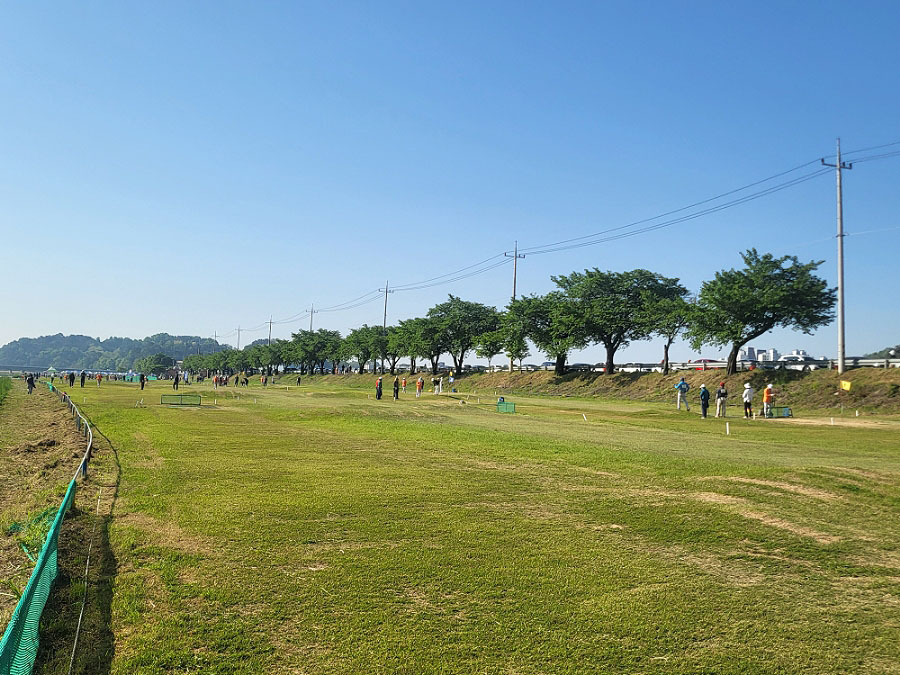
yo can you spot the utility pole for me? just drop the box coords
[237,326,241,350]
[822,139,852,374]
[309,304,316,332]
[268,316,273,346]
[504,241,526,372]
[378,281,394,374]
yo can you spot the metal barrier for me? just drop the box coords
[0,382,94,672]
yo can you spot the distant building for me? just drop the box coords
[739,346,781,362]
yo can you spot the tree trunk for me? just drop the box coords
[604,344,616,374]
[451,352,463,375]
[726,344,741,375]
[554,353,566,376]
[662,342,671,376]
[430,356,439,374]
[409,356,416,374]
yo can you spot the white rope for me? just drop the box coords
[67,488,102,675]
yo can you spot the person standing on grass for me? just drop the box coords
[674,377,690,411]
[742,382,755,418]
[140,373,146,390]
[296,375,301,386]
[173,372,180,391]
[416,376,423,398]
[80,370,86,388]
[763,383,775,417]
[715,382,728,418]
[96,373,102,387]
[699,384,710,418]
[393,376,400,401]
[401,377,407,393]
[69,371,76,387]
[26,373,35,394]
[375,376,383,400]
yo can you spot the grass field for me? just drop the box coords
[38,376,900,673]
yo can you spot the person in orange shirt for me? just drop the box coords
[763,383,775,417]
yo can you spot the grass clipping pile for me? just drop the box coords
[0,382,88,628]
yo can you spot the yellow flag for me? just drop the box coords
[840,380,852,391]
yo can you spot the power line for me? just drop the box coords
[210,143,899,345]
[519,158,823,254]
[842,139,900,157]
[847,149,900,164]
[526,167,833,256]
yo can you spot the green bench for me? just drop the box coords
[497,401,516,413]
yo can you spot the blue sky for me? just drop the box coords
[2,2,898,364]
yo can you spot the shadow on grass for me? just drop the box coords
[34,422,121,675]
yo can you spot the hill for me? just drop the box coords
[864,344,899,358]
[452,368,900,412]
[0,333,228,371]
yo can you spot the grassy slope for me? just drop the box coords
[453,367,900,413]
[54,379,900,674]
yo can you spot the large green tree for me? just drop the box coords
[134,352,174,376]
[342,325,381,373]
[510,293,587,375]
[474,330,505,371]
[394,319,426,374]
[687,249,836,375]
[640,283,691,375]
[554,269,678,374]
[401,317,445,375]
[427,296,500,374]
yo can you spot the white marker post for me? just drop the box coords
[831,417,834,425]
[582,413,587,421]
[726,422,730,436]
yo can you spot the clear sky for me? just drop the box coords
[2,2,898,364]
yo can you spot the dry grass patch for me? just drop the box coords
[692,492,840,544]
[706,476,843,501]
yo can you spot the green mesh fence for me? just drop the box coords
[160,393,201,406]
[0,479,76,673]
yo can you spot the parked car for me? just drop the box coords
[567,363,593,372]
[777,355,821,371]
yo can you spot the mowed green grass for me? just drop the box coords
[70,377,900,674]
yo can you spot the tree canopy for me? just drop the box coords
[687,249,836,374]
[427,295,500,374]
[553,269,683,374]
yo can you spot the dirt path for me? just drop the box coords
[0,381,89,627]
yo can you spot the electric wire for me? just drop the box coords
[519,159,823,254]
[210,144,899,343]
[526,167,832,255]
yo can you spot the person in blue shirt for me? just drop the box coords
[699,384,710,418]
[674,377,691,411]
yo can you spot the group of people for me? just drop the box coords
[675,378,778,419]
[212,374,254,388]
[374,375,430,400]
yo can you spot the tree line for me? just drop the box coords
[180,249,836,377]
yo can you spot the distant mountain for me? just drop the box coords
[864,344,899,359]
[0,333,230,371]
